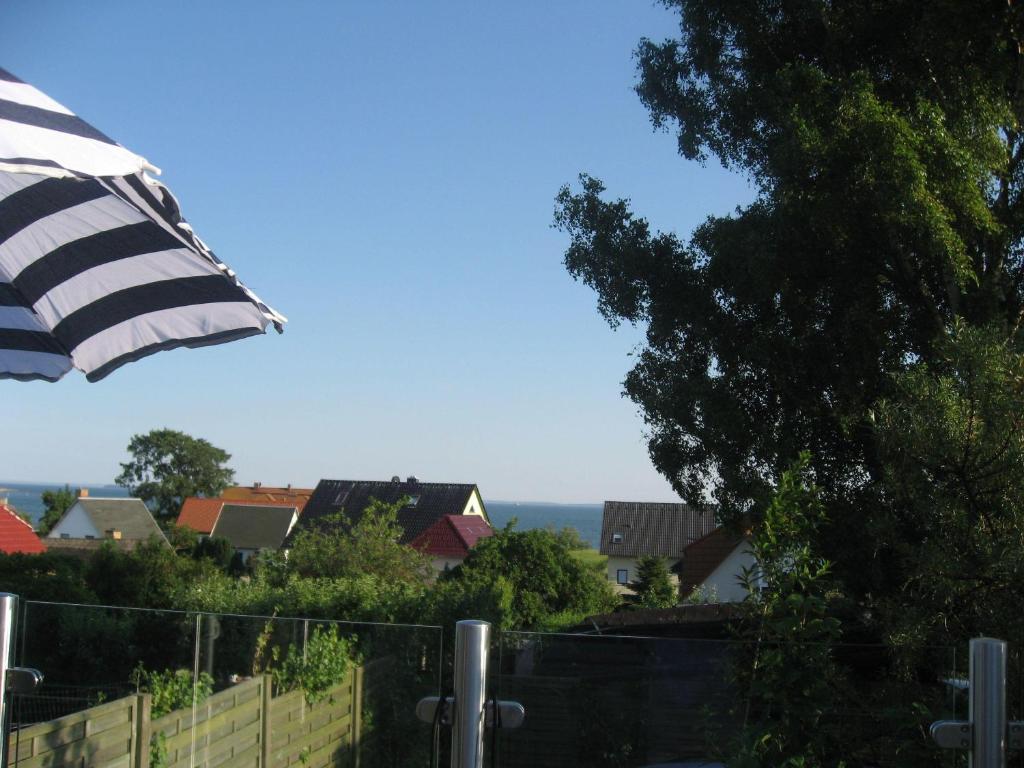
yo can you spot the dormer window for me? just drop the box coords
[612,532,623,544]
[408,495,421,508]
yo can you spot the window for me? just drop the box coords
[408,494,421,507]
[60,533,70,539]
[616,569,628,585]
[612,532,623,544]
[85,535,95,540]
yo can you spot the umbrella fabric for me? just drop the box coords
[0,67,285,382]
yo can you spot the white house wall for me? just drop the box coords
[606,555,682,594]
[47,502,99,539]
[700,544,757,602]
[431,556,463,573]
[461,491,485,518]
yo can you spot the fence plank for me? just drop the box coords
[10,667,363,768]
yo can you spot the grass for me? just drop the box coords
[569,547,607,569]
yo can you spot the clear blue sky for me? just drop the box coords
[1,2,751,502]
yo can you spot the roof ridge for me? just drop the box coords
[0,504,35,532]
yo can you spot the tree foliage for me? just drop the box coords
[0,552,95,603]
[628,555,677,609]
[115,429,234,521]
[38,485,75,535]
[268,625,356,704]
[871,323,1024,649]
[441,523,617,630]
[554,4,1024,761]
[85,538,222,609]
[555,1,1024,578]
[286,499,431,584]
[724,456,846,767]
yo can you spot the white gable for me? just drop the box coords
[47,501,100,539]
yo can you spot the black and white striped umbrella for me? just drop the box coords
[0,67,285,382]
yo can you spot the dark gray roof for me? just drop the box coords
[210,504,297,551]
[286,479,485,546]
[75,498,167,542]
[599,501,716,558]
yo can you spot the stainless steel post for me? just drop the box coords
[451,620,490,768]
[0,593,18,768]
[971,637,1007,768]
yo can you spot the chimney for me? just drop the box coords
[106,529,122,540]
[77,488,89,498]
[407,475,419,485]
[391,476,401,483]
[253,481,261,489]
[286,483,292,491]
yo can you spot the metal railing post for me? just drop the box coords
[0,593,18,768]
[971,637,1007,768]
[932,637,1014,766]
[452,619,490,768]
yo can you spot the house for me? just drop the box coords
[208,503,299,562]
[287,476,488,547]
[677,526,756,603]
[0,502,46,554]
[599,501,716,593]
[176,497,302,538]
[409,514,494,573]
[176,497,225,536]
[46,492,168,551]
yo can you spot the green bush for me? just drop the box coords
[270,625,356,705]
[131,664,214,718]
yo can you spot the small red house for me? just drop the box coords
[410,514,493,573]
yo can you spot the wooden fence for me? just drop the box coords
[7,669,363,768]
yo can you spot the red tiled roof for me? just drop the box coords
[410,515,493,558]
[677,526,746,597]
[0,504,46,554]
[176,498,223,534]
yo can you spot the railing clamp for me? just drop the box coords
[415,696,525,730]
[5,668,42,695]
[932,720,1024,752]
[930,720,971,750]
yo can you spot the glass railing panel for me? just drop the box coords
[1010,640,1023,768]
[9,600,442,768]
[13,600,198,725]
[492,630,958,768]
[192,611,443,768]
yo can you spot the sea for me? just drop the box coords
[0,481,605,548]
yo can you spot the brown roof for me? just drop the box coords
[221,486,313,511]
[176,498,224,534]
[598,501,716,558]
[677,527,747,597]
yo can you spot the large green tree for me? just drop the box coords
[440,524,618,630]
[38,484,75,535]
[115,429,234,521]
[555,0,1024,594]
